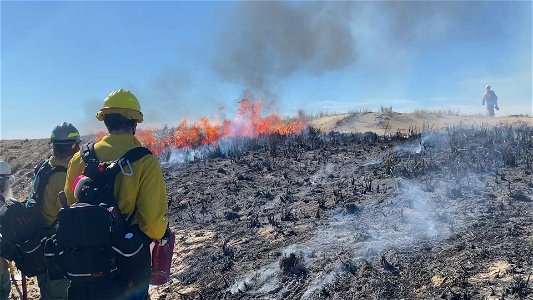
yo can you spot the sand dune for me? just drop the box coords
[309,112,532,135]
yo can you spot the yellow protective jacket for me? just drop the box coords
[64,134,168,240]
[40,156,69,227]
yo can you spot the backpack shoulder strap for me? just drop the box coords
[80,143,97,164]
[34,159,48,175]
[30,159,66,207]
[80,143,104,181]
[121,147,152,164]
[50,165,67,174]
[80,143,151,165]
[109,147,152,224]
[106,147,152,178]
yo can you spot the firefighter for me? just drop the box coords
[482,85,499,117]
[35,123,81,300]
[64,89,168,300]
[0,161,13,300]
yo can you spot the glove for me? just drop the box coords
[495,105,499,110]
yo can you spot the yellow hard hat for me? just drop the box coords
[96,89,144,123]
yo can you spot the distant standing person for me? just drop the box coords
[482,85,499,116]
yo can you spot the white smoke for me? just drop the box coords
[229,177,465,298]
[394,131,450,155]
[162,146,210,165]
[160,135,259,166]
[362,153,385,166]
[229,262,280,295]
[310,163,335,184]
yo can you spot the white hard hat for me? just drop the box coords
[485,85,491,90]
[0,161,12,178]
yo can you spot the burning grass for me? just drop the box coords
[97,98,307,155]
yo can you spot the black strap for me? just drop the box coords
[81,143,97,163]
[38,160,67,175]
[126,207,138,224]
[123,147,152,163]
[98,147,152,179]
[31,160,67,207]
[105,147,151,224]
[80,143,152,166]
[50,165,67,174]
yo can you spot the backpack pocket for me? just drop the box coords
[0,199,42,247]
[112,226,146,258]
[56,203,113,248]
[112,225,151,286]
[16,235,47,276]
[61,247,114,281]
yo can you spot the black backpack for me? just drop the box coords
[45,143,152,282]
[0,159,66,276]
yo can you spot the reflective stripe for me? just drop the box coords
[16,237,47,254]
[18,243,41,254]
[112,243,143,257]
[44,250,63,256]
[67,272,92,277]
[68,132,80,138]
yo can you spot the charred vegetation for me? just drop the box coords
[155,124,533,299]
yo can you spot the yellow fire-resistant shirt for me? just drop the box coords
[40,156,69,227]
[64,134,168,240]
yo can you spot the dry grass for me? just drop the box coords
[309,111,532,136]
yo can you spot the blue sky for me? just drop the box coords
[1,1,531,139]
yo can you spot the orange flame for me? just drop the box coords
[95,98,306,154]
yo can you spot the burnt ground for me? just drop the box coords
[1,125,532,300]
[153,125,533,300]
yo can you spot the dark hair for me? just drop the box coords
[53,143,78,160]
[103,114,137,132]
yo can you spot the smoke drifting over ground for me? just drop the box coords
[229,177,460,298]
[221,125,532,298]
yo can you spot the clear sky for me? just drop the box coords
[1,1,532,139]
